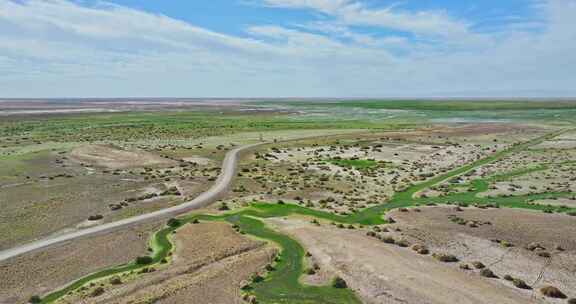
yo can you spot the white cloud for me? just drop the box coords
[0,0,574,97]
[262,0,471,37]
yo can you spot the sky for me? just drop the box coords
[0,0,575,98]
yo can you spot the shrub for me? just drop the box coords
[512,278,531,290]
[411,244,429,255]
[135,256,153,265]
[395,239,410,247]
[459,263,471,270]
[471,261,485,269]
[305,268,316,275]
[382,236,395,244]
[29,296,42,304]
[90,287,105,297]
[332,277,348,289]
[251,274,264,283]
[432,253,459,263]
[567,298,576,304]
[540,286,567,299]
[167,218,181,228]
[109,276,123,285]
[537,251,551,258]
[88,214,104,221]
[479,268,497,278]
[503,274,513,281]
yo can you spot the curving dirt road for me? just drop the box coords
[0,142,265,263]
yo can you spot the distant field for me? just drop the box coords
[277,100,576,111]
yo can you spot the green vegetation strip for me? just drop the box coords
[328,158,378,170]
[40,129,576,303]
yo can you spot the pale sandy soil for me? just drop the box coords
[266,217,541,304]
[389,206,576,302]
[70,145,176,169]
[0,222,160,304]
[61,222,275,304]
[181,156,214,165]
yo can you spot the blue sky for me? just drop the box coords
[0,0,575,97]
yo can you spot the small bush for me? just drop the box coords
[135,256,153,265]
[479,268,497,278]
[512,278,531,290]
[90,287,105,297]
[503,274,513,281]
[540,286,567,299]
[251,274,264,283]
[567,298,576,304]
[432,253,459,263]
[88,214,104,221]
[382,236,395,244]
[332,277,348,289]
[29,296,42,304]
[411,244,429,255]
[167,218,181,228]
[109,276,123,285]
[471,261,485,269]
[396,239,410,247]
[537,251,551,258]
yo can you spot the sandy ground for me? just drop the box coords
[266,217,541,304]
[389,206,576,302]
[0,222,160,304]
[70,145,176,169]
[62,222,275,304]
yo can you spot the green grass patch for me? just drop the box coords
[328,158,379,170]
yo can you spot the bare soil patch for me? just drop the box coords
[266,217,535,304]
[62,222,275,304]
[390,206,576,302]
[70,145,175,169]
[0,222,160,304]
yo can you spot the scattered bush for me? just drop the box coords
[459,263,471,270]
[540,286,567,299]
[167,218,181,228]
[479,268,497,278]
[537,251,551,258]
[395,239,410,247]
[28,296,42,304]
[432,253,459,263]
[135,256,153,265]
[109,276,123,285]
[411,244,429,255]
[332,277,348,289]
[382,236,395,244]
[512,278,531,290]
[88,214,103,221]
[471,261,485,269]
[90,287,105,297]
[251,274,264,283]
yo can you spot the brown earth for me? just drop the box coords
[70,145,176,169]
[266,215,573,304]
[60,222,276,304]
[0,222,160,304]
[389,206,576,302]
